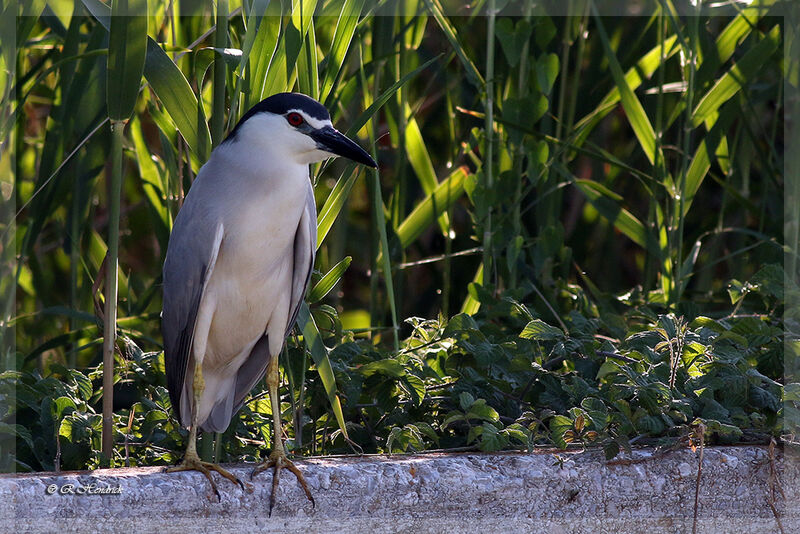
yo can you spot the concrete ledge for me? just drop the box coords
[2,446,797,533]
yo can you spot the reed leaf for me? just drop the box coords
[691,25,780,127]
[296,302,348,439]
[396,166,467,249]
[107,0,147,121]
[320,0,365,104]
[83,0,212,156]
[591,10,664,171]
[308,256,352,303]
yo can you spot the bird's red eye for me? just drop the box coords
[287,112,304,126]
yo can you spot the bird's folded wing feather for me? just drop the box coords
[287,183,318,337]
[162,197,225,426]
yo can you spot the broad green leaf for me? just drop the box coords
[495,18,532,67]
[549,415,573,449]
[502,94,548,146]
[69,370,93,401]
[296,302,348,439]
[690,316,727,333]
[535,53,559,95]
[596,360,620,380]
[396,166,467,249]
[357,359,405,378]
[51,396,78,419]
[107,0,147,121]
[467,399,500,422]
[403,375,426,407]
[519,319,563,341]
[308,256,352,303]
[459,391,475,411]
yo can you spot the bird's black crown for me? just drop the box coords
[225,92,330,142]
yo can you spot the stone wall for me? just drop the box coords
[2,446,797,533]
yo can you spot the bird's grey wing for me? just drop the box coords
[230,185,317,414]
[162,199,225,427]
[286,183,318,337]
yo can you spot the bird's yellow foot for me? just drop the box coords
[167,453,249,501]
[251,448,315,515]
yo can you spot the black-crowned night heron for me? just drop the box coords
[162,92,376,509]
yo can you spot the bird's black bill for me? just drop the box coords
[310,126,377,168]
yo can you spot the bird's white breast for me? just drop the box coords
[195,146,311,371]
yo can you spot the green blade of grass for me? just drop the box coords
[86,229,129,296]
[344,55,439,138]
[315,57,440,246]
[404,102,450,235]
[248,2,281,104]
[691,25,780,127]
[83,0,212,156]
[422,0,483,88]
[296,302,348,440]
[308,256,352,303]
[460,263,483,315]
[573,35,678,148]
[143,40,212,158]
[107,0,147,121]
[705,0,777,77]
[296,17,319,99]
[131,115,171,244]
[261,0,316,98]
[572,176,655,254]
[210,0,228,148]
[396,166,467,249]
[573,0,770,151]
[682,102,738,215]
[320,0,365,104]
[592,9,663,170]
[17,0,47,48]
[316,163,358,249]
[226,0,270,130]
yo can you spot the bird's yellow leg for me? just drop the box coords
[251,355,315,515]
[167,360,247,500]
